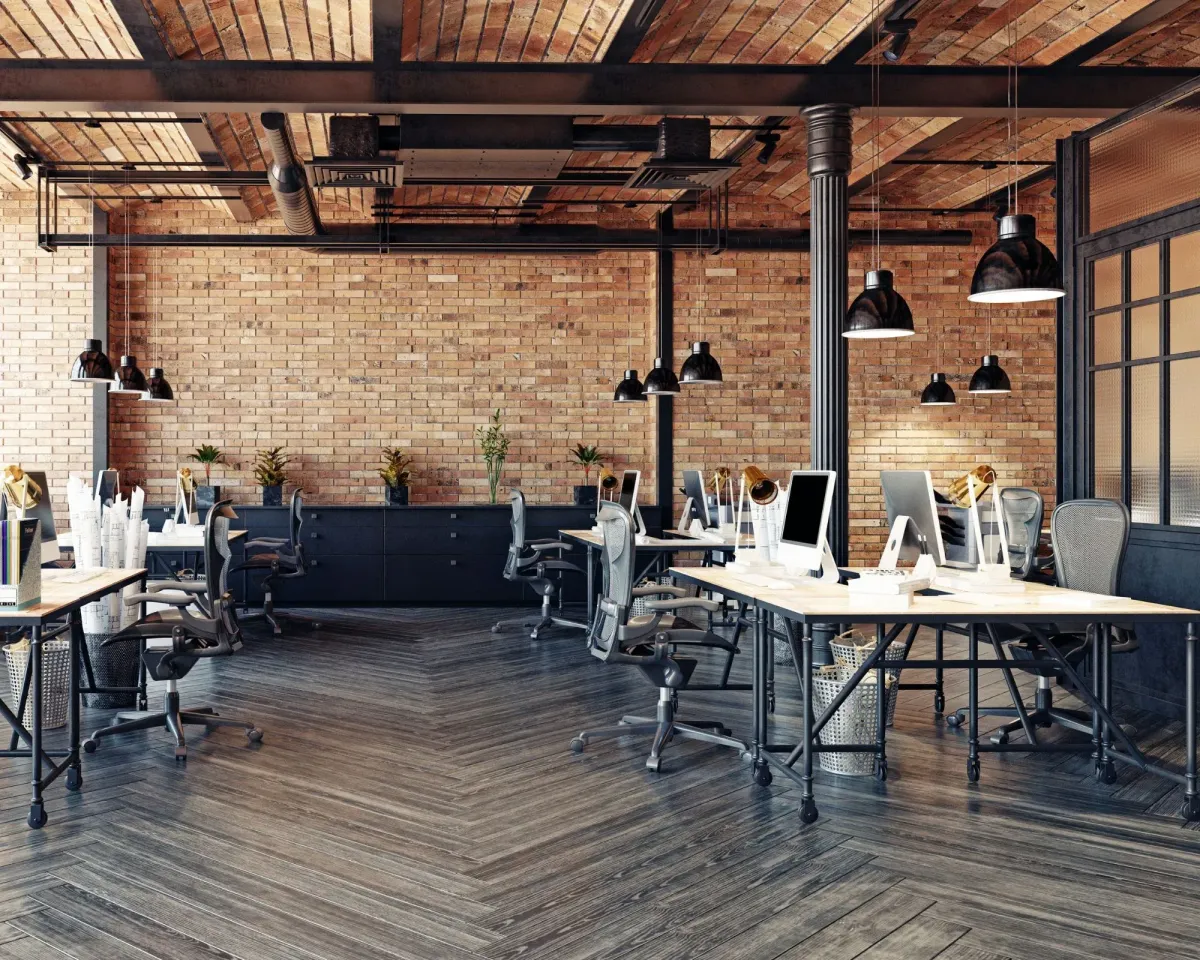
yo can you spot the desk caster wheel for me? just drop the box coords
[966,758,980,783]
[875,760,888,782]
[82,738,98,754]
[799,798,818,824]
[529,630,540,641]
[1095,760,1117,784]
[646,757,662,773]
[247,728,263,744]
[933,693,945,715]
[66,767,82,791]
[570,737,585,754]
[175,747,187,764]
[491,625,502,634]
[1181,795,1200,822]
[991,730,1009,745]
[27,803,46,829]
[945,712,965,729]
[753,760,773,786]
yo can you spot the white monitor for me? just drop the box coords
[777,470,836,573]
[880,470,947,567]
[681,469,712,527]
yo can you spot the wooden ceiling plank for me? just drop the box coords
[229,0,271,58]
[422,0,446,58]
[7,0,67,57]
[633,0,703,63]
[398,0,421,58]
[204,0,250,58]
[457,0,487,59]
[498,0,536,59]
[671,0,735,63]
[568,0,620,61]
[689,0,756,64]
[39,0,91,57]
[711,0,776,63]
[326,0,352,59]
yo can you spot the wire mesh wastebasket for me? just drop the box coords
[810,668,895,776]
[830,632,908,727]
[4,638,71,730]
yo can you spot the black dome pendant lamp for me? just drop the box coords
[969,8,1062,305]
[920,372,957,405]
[969,355,1012,394]
[614,254,647,402]
[845,269,915,339]
[643,357,680,395]
[142,249,175,403]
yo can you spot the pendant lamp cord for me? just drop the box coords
[1008,0,1019,217]
[984,163,993,354]
[872,0,881,272]
[627,250,632,370]
[123,185,130,359]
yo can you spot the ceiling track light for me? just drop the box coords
[12,154,31,181]
[881,18,915,62]
[755,132,780,165]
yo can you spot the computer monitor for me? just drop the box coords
[880,470,947,566]
[777,470,836,572]
[95,469,119,505]
[681,469,712,527]
[618,470,640,515]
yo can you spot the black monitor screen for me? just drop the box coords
[781,474,830,547]
[618,472,638,513]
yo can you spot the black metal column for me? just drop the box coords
[91,205,109,474]
[804,104,852,565]
[655,209,675,532]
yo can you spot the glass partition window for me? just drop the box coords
[1088,234,1200,526]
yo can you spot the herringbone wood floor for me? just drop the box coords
[0,607,1198,960]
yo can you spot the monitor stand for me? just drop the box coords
[878,515,909,570]
[781,542,840,585]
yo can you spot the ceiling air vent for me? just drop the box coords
[306,159,404,189]
[624,117,737,191]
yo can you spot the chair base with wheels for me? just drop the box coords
[237,582,320,637]
[492,588,586,641]
[572,682,747,772]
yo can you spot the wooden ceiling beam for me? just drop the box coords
[2,61,1193,117]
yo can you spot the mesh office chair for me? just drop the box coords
[949,497,1137,743]
[492,489,587,640]
[569,502,748,771]
[83,501,262,762]
[231,489,314,636]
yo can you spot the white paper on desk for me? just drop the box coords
[1032,591,1132,609]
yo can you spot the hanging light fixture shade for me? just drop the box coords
[679,341,722,384]
[69,339,115,383]
[643,357,680,395]
[968,355,1012,394]
[142,367,174,403]
[613,369,647,403]
[844,270,915,339]
[110,355,148,395]
[920,373,957,406]
[969,214,1063,304]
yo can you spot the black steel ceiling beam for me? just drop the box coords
[41,167,636,187]
[106,0,170,61]
[40,226,973,251]
[373,0,405,66]
[602,0,669,63]
[3,61,1194,117]
[1056,0,1193,67]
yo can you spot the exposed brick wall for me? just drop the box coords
[0,197,95,529]
[106,205,657,505]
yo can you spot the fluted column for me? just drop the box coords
[804,104,852,565]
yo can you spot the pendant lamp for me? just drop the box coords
[614,369,647,403]
[613,254,647,402]
[969,214,1063,304]
[70,339,115,383]
[920,372,956,405]
[680,341,722,384]
[643,357,680,395]
[144,366,174,402]
[111,355,148,394]
[968,355,1012,394]
[844,270,915,339]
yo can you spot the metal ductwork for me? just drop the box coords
[261,112,322,235]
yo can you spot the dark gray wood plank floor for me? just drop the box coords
[1,607,1198,960]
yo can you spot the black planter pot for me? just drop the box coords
[573,485,598,507]
[261,484,283,507]
[196,484,221,510]
[386,485,410,506]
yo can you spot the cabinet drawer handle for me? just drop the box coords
[310,533,319,539]
[310,560,319,568]
[310,513,319,520]
[449,532,458,539]
[450,513,458,520]
[450,560,458,566]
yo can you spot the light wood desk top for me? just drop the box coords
[560,529,751,550]
[669,565,1200,627]
[0,567,146,627]
[57,529,247,551]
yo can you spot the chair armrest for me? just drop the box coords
[122,591,194,608]
[643,596,721,614]
[633,584,688,599]
[145,580,207,594]
[528,540,570,553]
[245,538,288,551]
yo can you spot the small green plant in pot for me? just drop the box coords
[188,444,227,509]
[379,447,413,506]
[252,447,290,507]
[476,409,510,504]
[569,443,603,507]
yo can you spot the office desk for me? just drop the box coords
[58,529,247,578]
[0,567,145,829]
[559,529,748,623]
[669,565,1200,825]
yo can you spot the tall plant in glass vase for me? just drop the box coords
[476,409,510,504]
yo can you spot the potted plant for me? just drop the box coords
[379,447,413,506]
[188,444,226,509]
[569,443,603,507]
[476,409,510,504]
[252,446,290,507]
